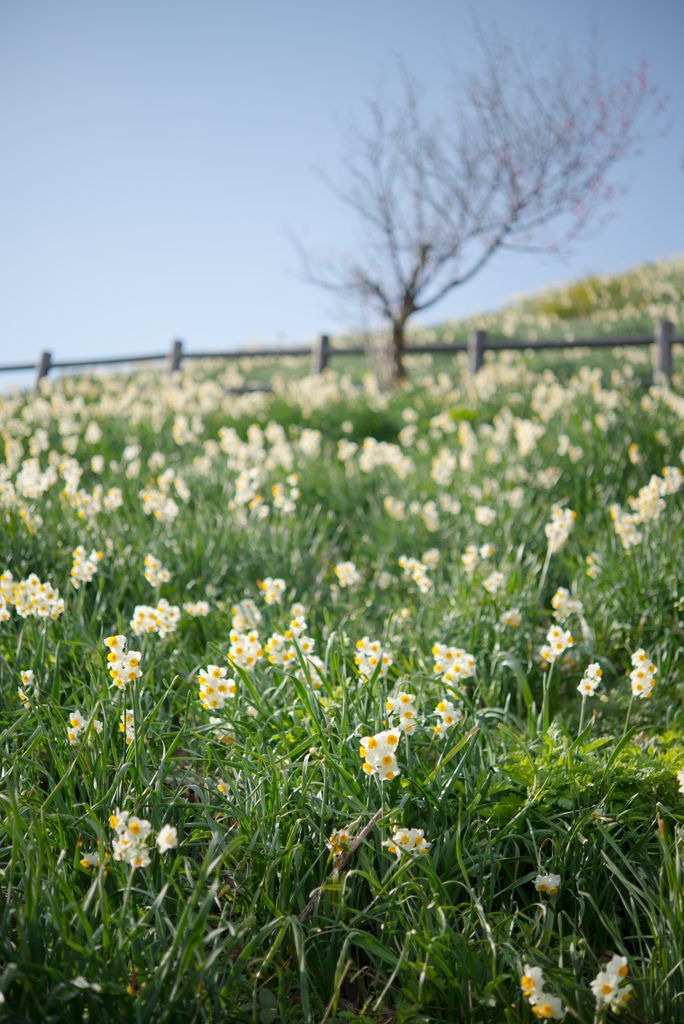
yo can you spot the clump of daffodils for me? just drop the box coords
[355,636,393,680]
[432,698,461,738]
[590,956,632,1014]
[398,555,432,593]
[284,609,321,682]
[430,446,457,485]
[120,710,135,744]
[110,809,178,868]
[586,553,601,579]
[422,548,440,568]
[432,643,476,686]
[630,648,657,699]
[578,662,602,696]
[70,546,102,589]
[500,608,521,628]
[198,665,237,710]
[17,669,38,708]
[535,872,561,896]
[358,437,413,478]
[386,691,418,734]
[266,616,316,671]
[272,475,299,513]
[662,465,683,494]
[183,600,210,617]
[461,545,478,573]
[383,827,430,859]
[334,561,361,588]
[483,570,505,595]
[384,496,406,521]
[67,709,102,745]
[610,466,683,550]
[231,598,262,630]
[337,438,358,468]
[359,729,401,781]
[228,467,267,519]
[327,826,355,857]
[130,599,180,638]
[610,505,643,550]
[138,469,182,522]
[628,474,668,522]
[551,587,583,622]
[545,505,576,553]
[474,504,496,526]
[258,576,286,604]
[228,628,263,669]
[520,965,563,1019]
[104,635,143,690]
[0,571,64,620]
[143,553,172,586]
[539,625,574,667]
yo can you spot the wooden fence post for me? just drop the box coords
[35,351,52,389]
[468,330,486,375]
[310,334,329,376]
[166,339,183,374]
[654,320,673,383]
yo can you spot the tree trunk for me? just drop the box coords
[392,319,406,380]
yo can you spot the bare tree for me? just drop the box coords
[297,39,667,379]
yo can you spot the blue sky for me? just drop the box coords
[0,0,682,375]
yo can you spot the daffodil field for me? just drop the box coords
[2,342,684,1023]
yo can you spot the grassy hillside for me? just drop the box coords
[405,256,684,345]
[1,352,684,1020]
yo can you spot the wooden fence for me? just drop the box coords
[2,320,681,391]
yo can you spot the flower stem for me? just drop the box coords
[578,695,586,740]
[541,661,555,734]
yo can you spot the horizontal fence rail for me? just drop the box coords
[2,321,682,391]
